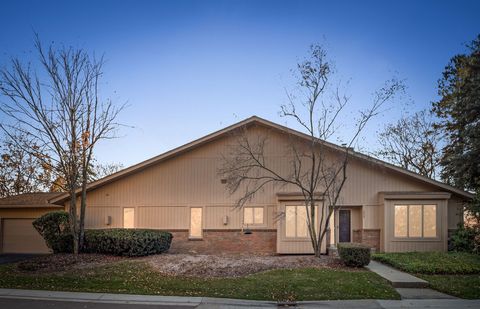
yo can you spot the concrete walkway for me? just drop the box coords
[395,288,456,299]
[366,260,457,300]
[366,260,429,288]
[1,288,479,309]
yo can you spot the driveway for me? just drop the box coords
[0,254,42,264]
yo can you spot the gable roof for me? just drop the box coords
[50,116,474,204]
[0,192,64,208]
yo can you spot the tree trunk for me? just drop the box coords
[68,187,79,254]
[79,168,88,250]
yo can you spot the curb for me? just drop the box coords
[0,289,202,306]
[1,288,480,308]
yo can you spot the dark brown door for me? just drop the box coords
[339,210,351,243]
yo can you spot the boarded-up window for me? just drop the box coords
[394,204,437,238]
[123,208,135,228]
[244,207,264,225]
[285,205,309,238]
[190,207,203,238]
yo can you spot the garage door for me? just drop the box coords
[1,219,50,253]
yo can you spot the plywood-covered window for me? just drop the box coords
[285,205,309,238]
[123,208,135,228]
[190,207,203,238]
[394,204,437,238]
[244,207,264,225]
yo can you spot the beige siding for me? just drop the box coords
[138,206,189,229]
[0,208,56,254]
[73,125,467,253]
[84,207,123,228]
[1,219,50,253]
[0,208,57,219]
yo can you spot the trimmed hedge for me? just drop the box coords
[338,243,371,267]
[32,211,73,253]
[83,229,173,257]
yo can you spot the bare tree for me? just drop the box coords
[88,161,124,181]
[375,110,442,179]
[219,45,404,256]
[0,131,53,198]
[0,36,123,253]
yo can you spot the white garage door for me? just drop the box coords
[1,219,50,253]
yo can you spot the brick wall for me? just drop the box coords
[352,229,380,251]
[168,229,277,254]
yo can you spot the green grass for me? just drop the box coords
[0,261,399,301]
[372,252,480,275]
[372,252,480,299]
[419,275,480,299]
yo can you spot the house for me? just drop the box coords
[0,116,473,254]
[0,192,63,253]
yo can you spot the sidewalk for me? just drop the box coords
[1,288,479,308]
[366,260,428,288]
[366,260,455,300]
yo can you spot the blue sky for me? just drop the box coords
[0,0,479,166]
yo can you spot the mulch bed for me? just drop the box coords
[13,253,347,278]
[144,253,345,278]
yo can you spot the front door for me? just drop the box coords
[339,210,351,243]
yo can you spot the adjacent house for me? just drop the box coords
[0,116,473,254]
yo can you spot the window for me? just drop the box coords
[244,207,264,225]
[394,204,437,238]
[123,208,135,228]
[423,205,437,237]
[285,205,309,238]
[190,207,203,238]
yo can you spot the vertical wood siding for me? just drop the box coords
[75,126,466,253]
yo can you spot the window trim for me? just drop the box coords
[189,206,203,239]
[393,204,438,240]
[243,206,265,226]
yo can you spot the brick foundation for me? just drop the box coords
[352,229,381,251]
[168,229,277,254]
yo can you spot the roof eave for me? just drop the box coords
[49,115,474,203]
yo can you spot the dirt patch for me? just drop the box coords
[16,254,124,273]
[144,254,344,278]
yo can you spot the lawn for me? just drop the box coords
[372,252,480,274]
[372,252,480,299]
[0,260,399,301]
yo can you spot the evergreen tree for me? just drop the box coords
[433,35,480,191]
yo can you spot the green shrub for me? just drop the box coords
[337,243,371,267]
[32,211,73,253]
[450,225,478,253]
[83,229,173,257]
